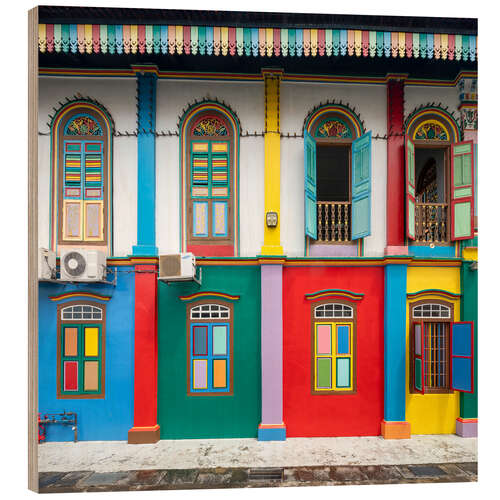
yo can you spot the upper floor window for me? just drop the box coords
[57,301,105,399]
[50,101,113,254]
[405,108,474,244]
[180,102,240,257]
[188,301,233,395]
[303,105,372,248]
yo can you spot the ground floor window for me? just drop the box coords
[312,301,356,394]
[57,302,105,398]
[188,301,233,395]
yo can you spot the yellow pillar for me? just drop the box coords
[261,69,284,256]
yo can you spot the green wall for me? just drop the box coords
[158,265,261,439]
[460,260,478,418]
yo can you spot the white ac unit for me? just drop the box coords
[39,248,56,280]
[159,253,196,281]
[60,249,106,282]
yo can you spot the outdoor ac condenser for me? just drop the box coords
[38,248,56,280]
[158,253,196,281]
[59,248,107,282]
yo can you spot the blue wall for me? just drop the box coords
[409,244,456,258]
[38,267,135,441]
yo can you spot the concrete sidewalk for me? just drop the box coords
[39,435,477,473]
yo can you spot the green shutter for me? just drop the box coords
[304,129,317,239]
[451,141,475,240]
[351,131,372,239]
[406,136,416,240]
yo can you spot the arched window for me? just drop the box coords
[311,300,357,394]
[303,104,372,253]
[50,101,113,254]
[187,300,233,395]
[405,107,474,243]
[180,102,240,257]
[57,300,106,398]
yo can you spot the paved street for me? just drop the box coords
[38,435,477,492]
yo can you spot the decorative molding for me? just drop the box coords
[304,101,365,137]
[179,291,240,302]
[38,23,478,61]
[404,103,462,142]
[49,292,111,302]
[406,289,461,300]
[305,289,364,301]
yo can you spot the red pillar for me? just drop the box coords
[128,263,160,443]
[385,77,408,254]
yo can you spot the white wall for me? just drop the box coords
[155,80,265,257]
[38,76,138,257]
[405,85,460,118]
[280,82,387,256]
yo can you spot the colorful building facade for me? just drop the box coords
[37,7,478,443]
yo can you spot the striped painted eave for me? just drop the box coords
[39,24,477,61]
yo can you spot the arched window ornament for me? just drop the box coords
[61,304,103,320]
[414,120,449,141]
[192,117,228,136]
[64,114,103,136]
[413,303,451,318]
[190,303,230,319]
[315,118,353,138]
[315,303,353,318]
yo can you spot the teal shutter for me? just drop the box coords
[451,141,475,240]
[304,129,317,239]
[413,321,425,394]
[450,322,474,393]
[351,131,372,239]
[406,136,416,240]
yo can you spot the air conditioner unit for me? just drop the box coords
[159,253,196,281]
[60,249,106,282]
[39,248,56,280]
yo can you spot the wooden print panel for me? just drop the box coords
[193,201,209,237]
[63,200,83,239]
[84,200,103,240]
[213,201,228,237]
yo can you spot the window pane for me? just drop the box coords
[193,359,208,389]
[64,327,78,357]
[415,324,422,355]
[336,358,351,388]
[193,326,207,355]
[317,358,332,389]
[316,325,332,355]
[84,361,99,391]
[213,359,227,388]
[84,327,99,356]
[212,326,227,355]
[64,361,78,391]
[337,325,350,354]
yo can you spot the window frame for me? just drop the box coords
[56,300,106,399]
[186,111,234,247]
[57,107,110,248]
[409,299,454,394]
[310,299,357,395]
[186,299,234,396]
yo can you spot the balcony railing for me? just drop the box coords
[317,201,351,242]
[415,203,448,243]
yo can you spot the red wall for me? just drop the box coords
[283,266,384,437]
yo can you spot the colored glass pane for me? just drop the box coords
[84,327,99,356]
[64,327,78,357]
[193,359,208,389]
[316,324,332,354]
[64,361,78,391]
[213,359,227,388]
[336,358,350,388]
[212,325,227,355]
[337,325,350,354]
[84,361,99,391]
[193,326,207,355]
[317,358,332,389]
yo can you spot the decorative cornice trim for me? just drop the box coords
[49,292,111,302]
[407,289,461,300]
[305,289,364,301]
[179,291,240,302]
[39,24,478,61]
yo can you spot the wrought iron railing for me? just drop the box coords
[316,201,351,242]
[415,203,448,243]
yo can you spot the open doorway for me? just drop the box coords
[316,145,351,242]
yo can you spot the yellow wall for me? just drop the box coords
[406,266,460,434]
